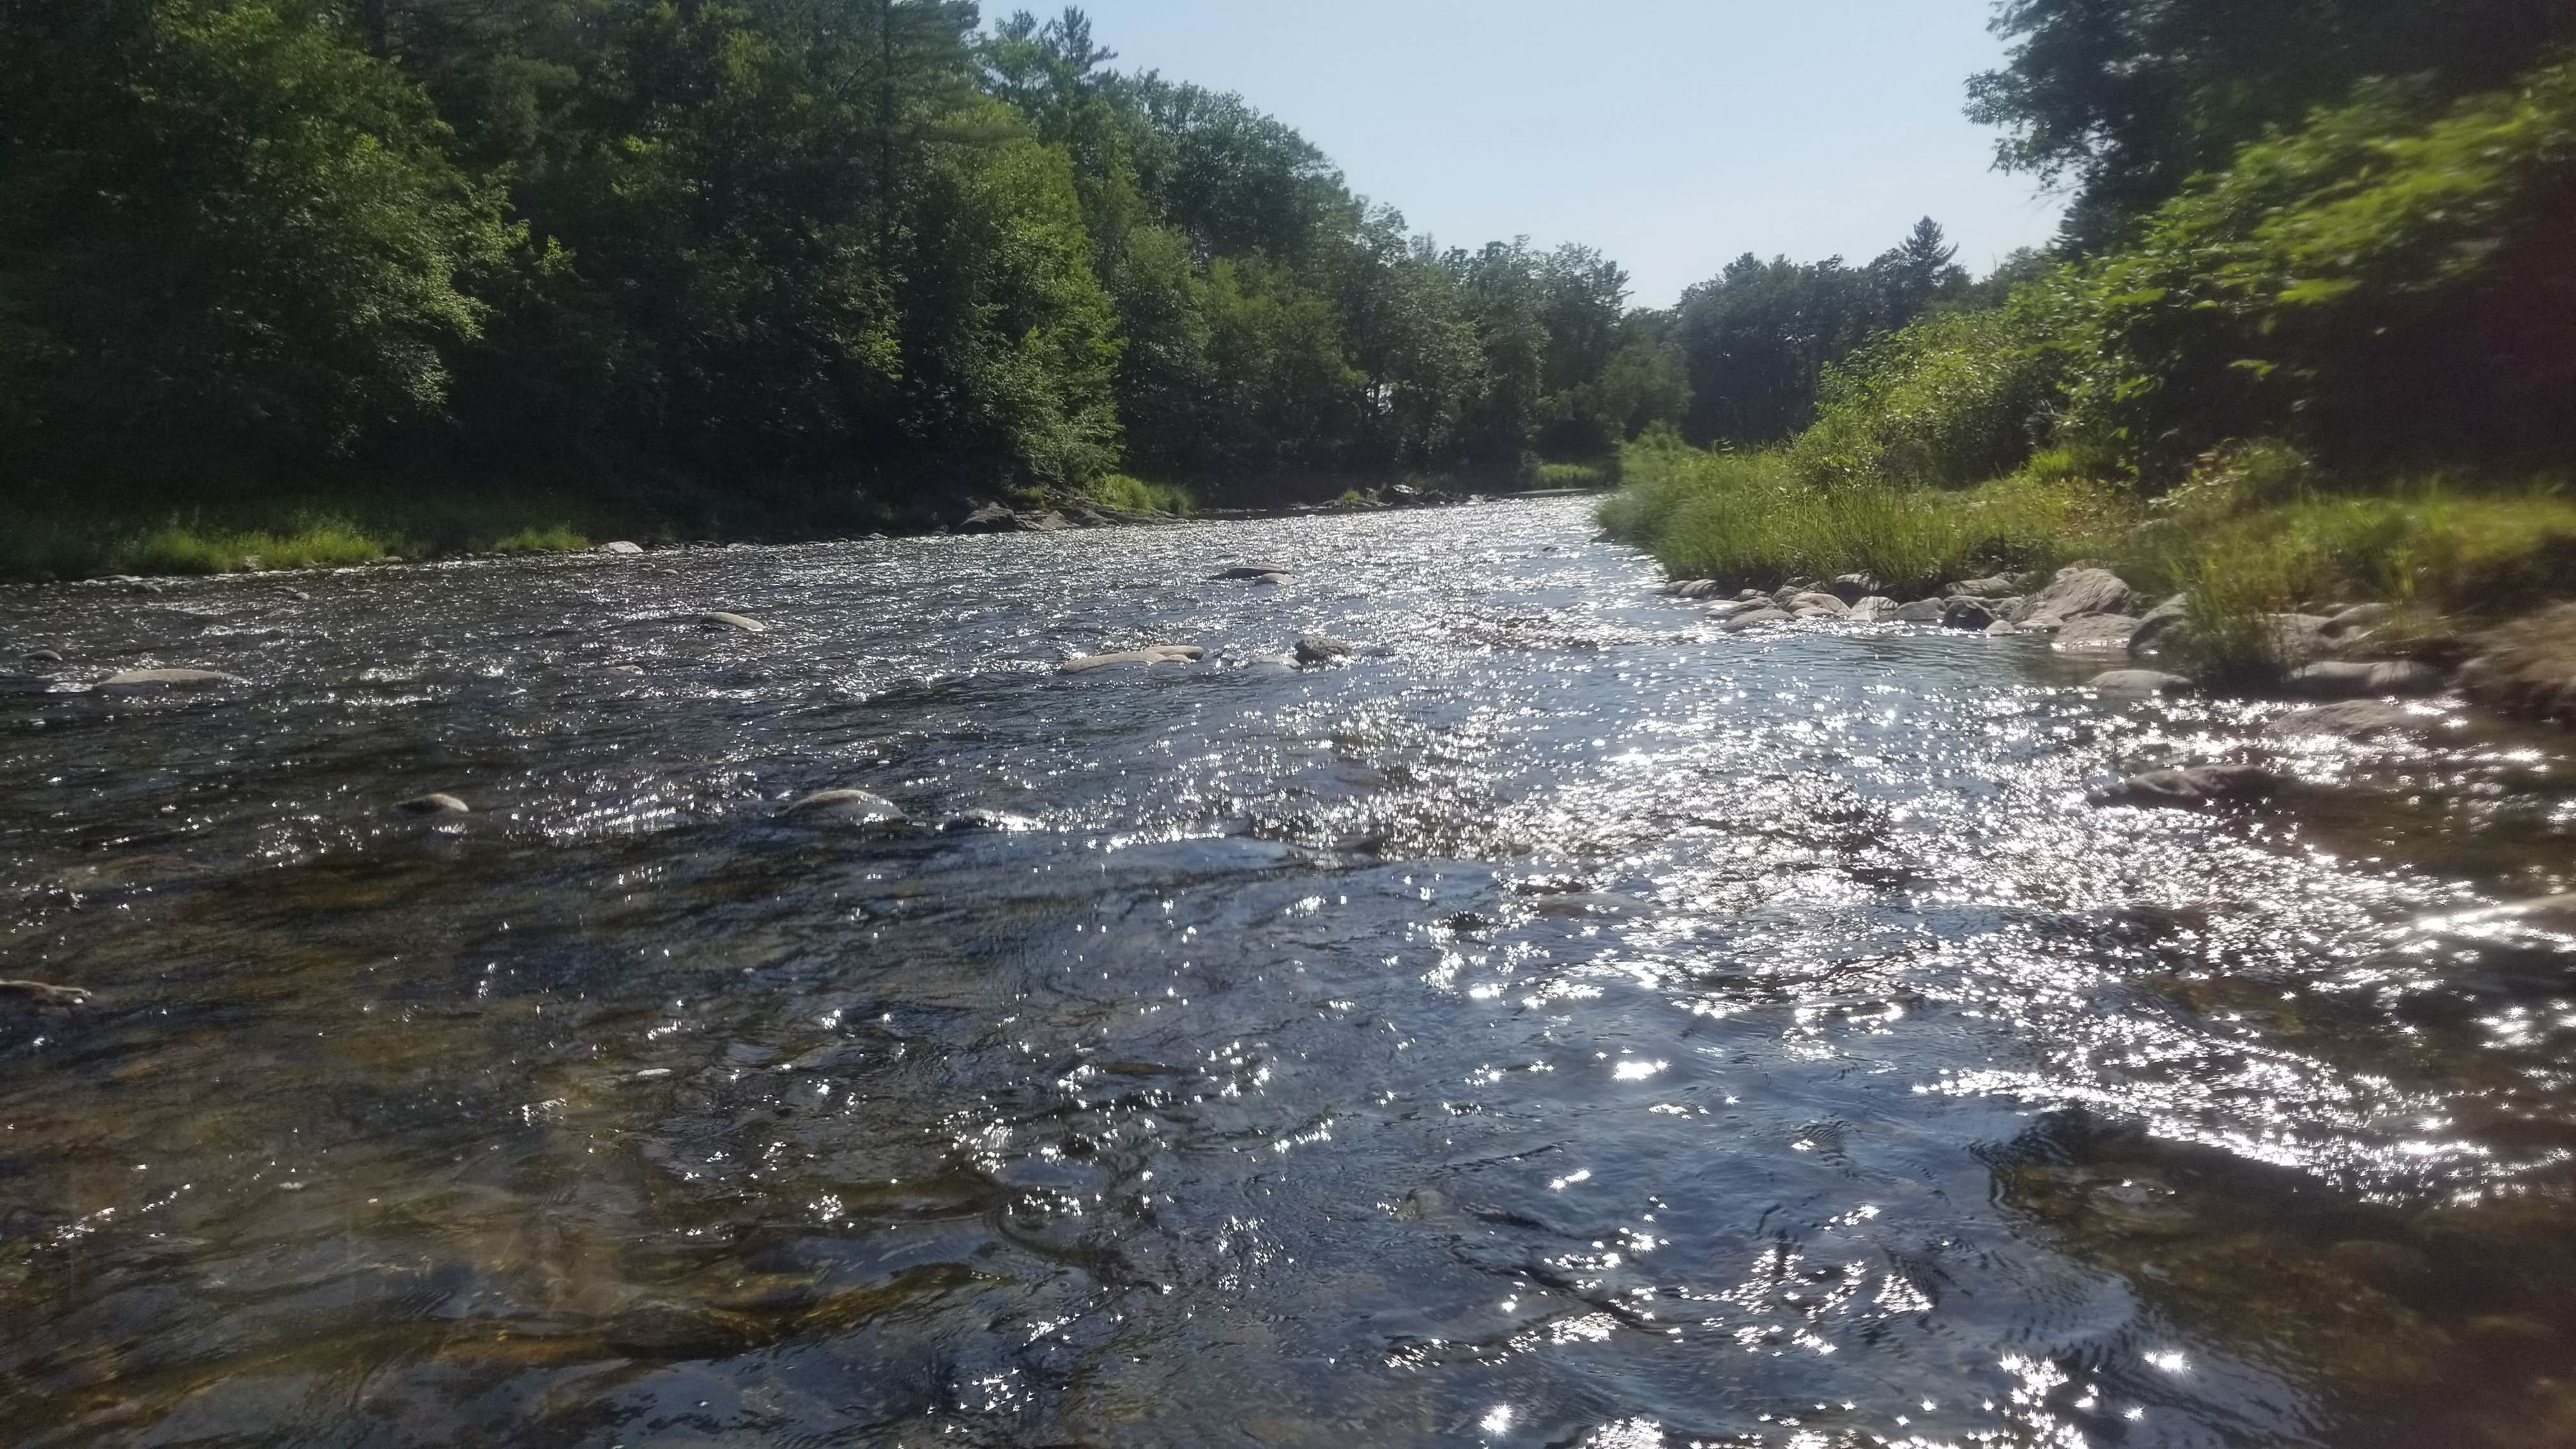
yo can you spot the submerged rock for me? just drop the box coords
[1294,636,1354,666]
[1059,645,1206,673]
[1251,572,1290,586]
[2266,701,2439,740]
[22,648,63,664]
[1704,598,1766,621]
[2090,670,2195,697]
[1720,608,1795,633]
[2094,764,2281,808]
[1213,564,1292,580]
[396,792,471,816]
[696,611,769,634]
[780,788,906,824]
[97,668,247,693]
[2285,660,2449,699]
[0,980,94,1009]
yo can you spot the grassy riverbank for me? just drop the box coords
[1599,433,2576,650]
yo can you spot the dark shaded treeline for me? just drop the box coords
[0,0,2002,530]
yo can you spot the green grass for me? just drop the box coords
[1537,461,1618,489]
[1597,438,2131,598]
[489,523,591,554]
[1083,473,1197,516]
[0,493,615,580]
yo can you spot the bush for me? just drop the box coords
[1084,473,1197,516]
[1785,302,2065,490]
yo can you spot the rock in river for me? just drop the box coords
[1294,636,1354,666]
[2285,660,2448,699]
[2023,566,2137,629]
[1787,592,1850,617]
[2053,614,2143,651]
[1894,598,1946,623]
[1945,575,2023,600]
[97,668,247,693]
[2266,701,2439,740]
[595,540,644,555]
[780,789,907,824]
[1942,597,1999,631]
[1721,608,1795,633]
[2090,670,2195,697]
[1847,596,1900,622]
[696,612,769,634]
[1060,645,1206,673]
[396,793,471,816]
[2095,764,2281,808]
[2461,603,2576,725]
[0,980,94,1009]
[1214,564,1292,580]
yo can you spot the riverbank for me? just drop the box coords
[1,465,1609,583]
[1598,436,2576,709]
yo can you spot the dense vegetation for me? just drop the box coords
[1605,0,2576,678]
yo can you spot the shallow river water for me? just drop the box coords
[6,497,2576,1448]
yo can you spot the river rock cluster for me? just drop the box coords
[1663,562,2576,811]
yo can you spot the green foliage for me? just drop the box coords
[490,523,590,553]
[1597,435,2128,596]
[1084,473,1195,515]
[1784,300,2064,489]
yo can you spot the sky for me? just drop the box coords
[1034,0,2067,309]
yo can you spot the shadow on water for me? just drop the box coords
[2,498,2574,1446]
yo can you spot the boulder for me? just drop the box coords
[1826,573,1881,604]
[2089,670,2195,697]
[1847,596,1900,622]
[1787,592,1850,617]
[1945,576,2022,600]
[1942,597,1999,631]
[2094,764,2281,809]
[97,668,246,693]
[1214,564,1292,581]
[2053,615,2143,652]
[2324,601,2395,638]
[780,788,907,824]
[1894,598,1946,623]
[1720,608,1795,633]
[395,792,470,816]
[0,980,94,1009]
[2128,595,2193,656]
[1984,619,2027,636]
[2266,701,2438,741]
[957,503,1026,534]
[23,648,65,664]
[2461,603,2576,725]
[2284,660,2448,699]
[1251,572,1290,586]
[2023,566,2136,629]
[595,540,644,555]
[1059,645,1206,673]
[1023,510,1075,532]
[1294,636,1354,666]
[1705,599,1766,621]
[696,612,769,634]
[2262,613,2336,667]
[1663,579,1722,599]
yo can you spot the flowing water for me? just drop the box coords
[5,496,2576,1448]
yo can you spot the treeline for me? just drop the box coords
[0,0,1675,511]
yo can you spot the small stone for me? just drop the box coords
[395,793,470,816]
[2094,764,2281,809]
[1720,608,1795,633]
[696,612,769,634]
[1059,645,1206,673]
[97,668,247,692]
[2089,670,2195,697]
[780,789,906,824]
[596,540,644,555]
[2266,702,2438,740]
[1294,636,1354,666]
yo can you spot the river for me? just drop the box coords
[4,496,2574,1447]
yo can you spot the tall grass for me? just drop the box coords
[1597,438,2131,597]
[1084,473,1197,516]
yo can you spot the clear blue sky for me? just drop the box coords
[1029,0,2065,309]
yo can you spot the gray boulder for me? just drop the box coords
[1942,597,1999,631]
[957,503,1028,534]
[2128,595,2193,656]
[781,788,907,824]
[595,540,644,555]
[1826,573,1881,604]
[1847,596,1900,622]
[1214,564,1292,580]
[2460,603,2576,725]
[1788,592,1850,616]
[1721,608,1795,633]
[1294,636,1354,666]
[2053,614,2143,652]
[22,648,64,664]
[98,668,247,693]
[2266,701,2439,740]
[2090,670,2195,696]
[696,611,768,634]
[2094,764,2281,809]
[2324,602,2396,638]
[1945,576,2022,600]
[2264,613,2336,667]
[1894,598,1946,623]
[1705,599,1766,621]
[2285,660,2448,698]
[2023,566,2136,629]
[1059,645,1206,673]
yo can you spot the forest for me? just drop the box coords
[4,0,2572,579]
